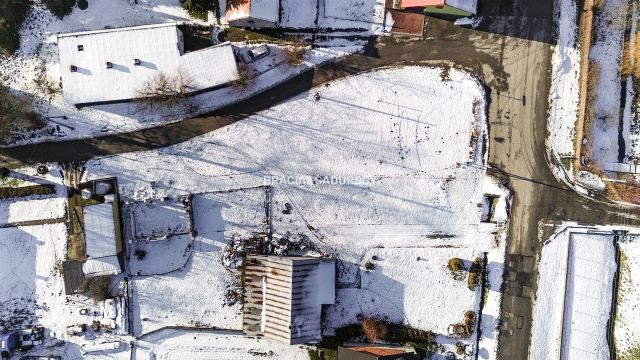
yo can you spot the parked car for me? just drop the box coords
[240,45,270,64]
[454,16,483,29]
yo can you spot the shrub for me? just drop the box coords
[283,38,309,66]
[134,249,147,260]
[467,257,484,290]
[42,0,77,19]
[448,257,465,271]
[77,0,88,10]
[232,64,253,89]
[36,164,48,176]
[362,317,388,344]
[81,275,112,302]
[364,261,375,270]
[0,0,32,56]
[0,184,55,199]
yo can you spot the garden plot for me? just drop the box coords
[128,234,193,276]
[531,228,618,360]
[326,247,484,348]
[615,238,640,359]
[0,224,68,333]
[130,187,269,336]
[86,66,508,357]
[0,164,67,225]
[130,197,191,240]
[136,328,310,360]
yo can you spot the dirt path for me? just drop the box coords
[574,0,597,174]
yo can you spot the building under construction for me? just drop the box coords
[243,255,335,344]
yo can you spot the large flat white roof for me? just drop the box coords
[58,23,239,105]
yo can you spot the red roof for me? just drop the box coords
[349,347,408,357]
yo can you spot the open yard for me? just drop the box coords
[129,187,269,336]
[86,66,510,358]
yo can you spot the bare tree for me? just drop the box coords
[362,317,389,344]
[135,68,196,111]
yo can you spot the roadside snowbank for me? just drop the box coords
[547,0,581,166]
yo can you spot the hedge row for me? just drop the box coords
[0,184,56,199]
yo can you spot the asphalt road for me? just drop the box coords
[1,3,639,359]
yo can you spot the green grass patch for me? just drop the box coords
[0,0,33,56]
[221,27,284,43]
[0,184,55,199]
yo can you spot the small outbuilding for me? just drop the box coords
[225,0,280,28]
[243,255,335,344]
[0,331,18,354]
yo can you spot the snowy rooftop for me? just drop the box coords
[82,201,122,278]
[226,0,279,23]
[57,23,239,105]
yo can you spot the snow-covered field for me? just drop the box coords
[0,224,68,332]
[547,0,580,170]
[615,237,640,358]
[531,225,628,360]
[0,0,359,145]
[85,66,510,357]
[130,198,190,240]
[130,187,269,336]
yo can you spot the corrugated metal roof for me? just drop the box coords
[83,255,121,278]
[83,202,117,258]
[58,23,239,105]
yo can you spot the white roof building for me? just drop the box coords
[57,23,239,106]
[225,0,280,28]
[82,202,121,277]
[243,255,335,344]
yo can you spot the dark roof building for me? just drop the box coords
[0,331,18,353]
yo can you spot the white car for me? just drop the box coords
[454,16,483,29]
